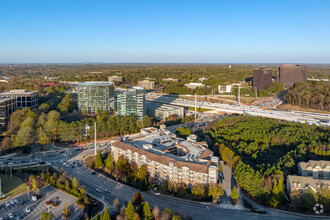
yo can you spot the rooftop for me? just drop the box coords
[299,160,330,170]
[0,89,38,94]
[287,175,330,191]
[78,81,114,86]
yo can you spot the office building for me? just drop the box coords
[253,67,272,90]
[162,78,179,82]
[108,75,123,82]
[184,82,205,89]
[276,64,307,86]
[146,102,184,120]
[0,89,39,109]
[0,97,16,130]
[78,81,115,113]
[117,87,146,120]
[138,80,156,90]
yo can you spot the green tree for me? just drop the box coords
[132,192,145,207]
[231,186,239,201]
[142,201,152,220]
[172,215,181,220]
[72,177,79,190]
[95,150,103,168]
[105,152,114,170]
[137,164,147,182]
[37,127,51,145]
[269,179,284,208]
[208,183,224,202]
[191,184,205,198]
[40,212,54,220]
[126,200,135,220]
[103,209,110,220]
[302,188,317,211]
[113,198,119,208]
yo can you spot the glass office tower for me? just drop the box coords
[117,87,146,120]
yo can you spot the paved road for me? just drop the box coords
[146,93,330,126]
[0,186,82,220]
[36,148,318,220]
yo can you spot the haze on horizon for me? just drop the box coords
[0,0,329,64]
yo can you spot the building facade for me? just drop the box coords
[276,64,307,86]
[0,89,39,109]
[253,67,272,90]
[77,81,115,113]
[286,175,330,194]
[184,83,205,89]
[138,80,156,90]
[146,102,184,120]
[298,160,330,180]
[111,141,218,186]
[0,97,16,130]
[117,87,146,120]
[108,75,123,82]
[162,78,179,82]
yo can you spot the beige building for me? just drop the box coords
[146,102,184,120]
[298,160,330,180]
[111,141,218,186]
[108,75,123,82]
[162,78,179,82]
[138,80,156,90]
[184,82,204,89]
[286,175,330,194]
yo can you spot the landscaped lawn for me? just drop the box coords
[0,175,27,198]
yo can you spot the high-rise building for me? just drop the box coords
[138,80,156,90]
[0,89,39,109]
[108,75,123,82]
[0,97,16,130]
[276,64,307,86]
[117,87,146,120]
[78,81,115,113]
[253,67,273,90]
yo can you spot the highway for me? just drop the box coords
[146,93,330,127]
[34,146,320,220]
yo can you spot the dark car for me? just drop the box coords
[91,171,96,175]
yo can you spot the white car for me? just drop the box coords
[25,207,31,213]
[10,200,15,205]
[96,189,101,193]
[14,199,18,204]
[6,201,10,206]
[8,213,14,219]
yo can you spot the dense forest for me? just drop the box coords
[1,64,329,97]
[285,81,330,111]
[205,116,330,207]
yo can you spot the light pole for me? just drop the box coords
[94,122,97,156]
[27,186,29,200]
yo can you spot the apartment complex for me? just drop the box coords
[298,160,329,180]
[138,80,156,90]
[0,89,39,109]
[111,128,218,186]
[287,160,330,195]
[253,67,272,90]
[0,97,16,130]
[108,75,123,82]
[77,81,115,113]
[117,87,146,120]
[146,102,184,120]
[276,64,307,86]
[286,175,330,194]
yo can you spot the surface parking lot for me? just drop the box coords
[0,186,82,220]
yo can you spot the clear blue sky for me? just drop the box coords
[0,0,329,63]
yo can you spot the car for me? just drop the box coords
[10,200,15,205]
[14,199,18,204]
[0,217,3,220]
[96,189,101,193]
[8,213,13,219]
[91,171,96,175]
[105,189,111,193]
[6,201,10,206]
[25,207,31,213]
[19,200,24,205]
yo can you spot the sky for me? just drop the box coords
[0,0,329,63]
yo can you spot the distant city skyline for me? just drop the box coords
[0,0,329,63]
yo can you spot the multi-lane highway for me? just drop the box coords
[34,145,321,220]
[146,93,330,126]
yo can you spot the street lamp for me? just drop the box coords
[27,186,29,200]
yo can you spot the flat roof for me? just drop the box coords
[78,81,114,86]
[0,89,38,95]
[146,102,183,111]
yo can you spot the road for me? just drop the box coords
[146,93,330,126]
[34,145,321,220]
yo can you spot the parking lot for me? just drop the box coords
[0,185,82,220]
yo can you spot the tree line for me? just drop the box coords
[205,115,329,207]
